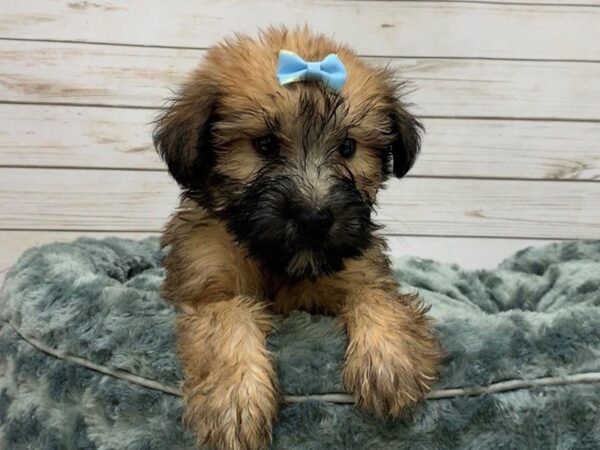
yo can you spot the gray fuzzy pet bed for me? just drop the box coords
[1,238,600,450]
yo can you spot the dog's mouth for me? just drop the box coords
[223,177,375,279]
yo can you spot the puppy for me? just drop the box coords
[154,27,441,450]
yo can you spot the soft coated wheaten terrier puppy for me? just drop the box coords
[154,27,441,450]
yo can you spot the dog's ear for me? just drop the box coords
[388,102,423,178]
[153,75,217,188]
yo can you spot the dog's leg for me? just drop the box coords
[341,287,441,417]
[177,296,277,450]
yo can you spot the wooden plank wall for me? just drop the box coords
[0,0,599,281]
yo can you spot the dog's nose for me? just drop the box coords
[296,207,334,234]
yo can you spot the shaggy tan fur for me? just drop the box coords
[155,27,442,450]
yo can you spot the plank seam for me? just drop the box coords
[362,0,600,7]
[1,37,600,63]
[1,165,598,184]
[2,166,600,184]
[1,101,600,123]
[0,228,576,240]
[0,230,566,241]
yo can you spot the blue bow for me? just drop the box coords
[276,50,347,92]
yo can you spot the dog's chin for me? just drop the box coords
[282,248,344,280]
[242,237,368,280]
[225,211,375,280]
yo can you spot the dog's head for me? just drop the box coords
[154,28,422,279]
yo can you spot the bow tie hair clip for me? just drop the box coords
[276,50,348,92]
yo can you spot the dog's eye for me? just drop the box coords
[338,138,356,159]
[253,135,279,157]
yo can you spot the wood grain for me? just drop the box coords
[431,1,600,4]
[386,235,558,270]
[2,40,600,120]
[1,1,599,60]
[0,1,597,250]
[0,105,160,169]
[0,168,178,231]
[0,230,557,286]
[381,176,600,238]
[417,119,600,181]
[1,104,599,181]
[1,168,598,238]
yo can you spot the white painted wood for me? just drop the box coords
[381,176,600,238]
[1,168,598,238]
[2,40,600,120]
[0,105,160,170]
[432,1,600,4]
[0,230,558,288]
[387,236,558,270]
[417,119,600,181]
[1,1,599,60]
[397,58,600,120]
[2,104,599,181]
[0,40,194,108]
[0,168,178,231]
[0,0,597,262]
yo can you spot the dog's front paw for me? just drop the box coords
[342,297,441,418]
[342,343,437,418]
[183,369,278,450]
